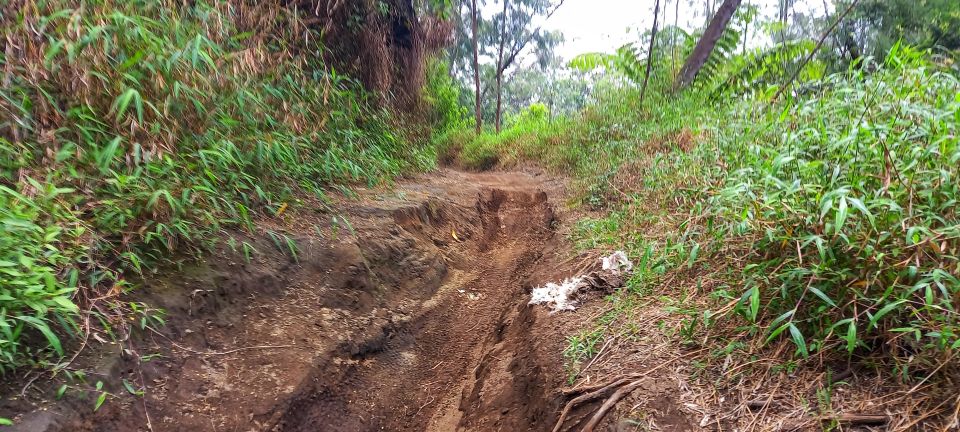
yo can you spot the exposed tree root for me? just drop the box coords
[552,352,701,432]
[552,375,641,432]
[580,379,648,432]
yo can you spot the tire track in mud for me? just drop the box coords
[3,171,571,432]
[274,188,563,432]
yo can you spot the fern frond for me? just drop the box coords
[708,39,816,98]
[569,52,617,72]
[569,43,646,85]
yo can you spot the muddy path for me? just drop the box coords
[3,170,592,432]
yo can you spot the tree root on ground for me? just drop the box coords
[552,351,703,432]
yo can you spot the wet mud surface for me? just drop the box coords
[3,170,589,432]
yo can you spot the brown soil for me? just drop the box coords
[3,169,685,432]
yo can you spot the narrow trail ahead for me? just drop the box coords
[273,172,567,431]
[7,170,584,432]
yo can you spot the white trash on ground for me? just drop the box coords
[528,251,634,312]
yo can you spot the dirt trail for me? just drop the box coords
[274,179,563,431]
[4,170,585,432]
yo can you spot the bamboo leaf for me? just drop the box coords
[788,323,808,357]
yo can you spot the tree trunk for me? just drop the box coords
[674,0,742,89]
[449,0,465,74]
[471,0,482,135]
[639,0,661,106]
[771,0,860,101]
[672,0,679,77]
[495,73,503,132]
[495,0,509,133]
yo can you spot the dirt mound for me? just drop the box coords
[2,170,585,432]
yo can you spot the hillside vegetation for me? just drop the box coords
[439,1,960,426]
[2,0,959,428]
[0,0,448,372]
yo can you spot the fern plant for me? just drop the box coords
[706,39,818,98]
[569,43,646,84]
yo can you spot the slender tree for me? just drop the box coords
[772,0,861,101]
[495,0,510,132]
[471,0,482,134]
[674,0,742,89]
[672,0,679,77]
[491,0,565,133]
[639,0,661,106]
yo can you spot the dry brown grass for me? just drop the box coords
[292,0,452,107]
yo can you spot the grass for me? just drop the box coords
[501,45,959,369]
[455,44,960,426]
[0,0,434,372]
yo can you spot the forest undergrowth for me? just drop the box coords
[445,44,960,428]
[0,0,442,374]
[2,0,960,428]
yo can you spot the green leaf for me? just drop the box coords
[768,309,795,329]
[765,322,791,345]
[687,243,700,268]
[97,136,123,171]
[868,299,907,330]
[809,287,837,308]
[834,196,848,234]
[94,392,107,411]
[788,323,808,357]
[749,287,760,322]
[0,418,12,425]
[845,320,857,354]
[122,379,140,395]
[16,316,63,355]
[847,197,875,227]
[51,296,78,312]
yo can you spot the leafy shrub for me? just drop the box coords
[424,59,471,134]
[707,48,960,360]
[556,42,958,370]
[0,0,427,370]
[0,182,83,370]
[512,103,550,126]
[460,134,500,170]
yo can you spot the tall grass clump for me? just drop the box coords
[703,46,960,367]
[566,45,959,379]
[0,0,429,371]
[438,103,570,170]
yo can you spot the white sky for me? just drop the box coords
[539,0,834,61]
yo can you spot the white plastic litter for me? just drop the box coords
[601,250,633,272]
[528,275,587,312]
[528,251,633,312]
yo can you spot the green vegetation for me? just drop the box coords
[436,0,960,412]
[0,1,434,371]
[3,0,960,425]
[708,47,960,359]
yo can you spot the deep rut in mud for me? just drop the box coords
[4,171,573,432]
[274,188,561,431]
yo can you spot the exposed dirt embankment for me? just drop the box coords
[3,170,582,432]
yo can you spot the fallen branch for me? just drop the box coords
[553,376,640,432]
[782,413,889,430]
[829,414,889,425]
[580,379,648,432]
[561,373,641,396]
[553,351,703,432]
[167,341,297,356]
